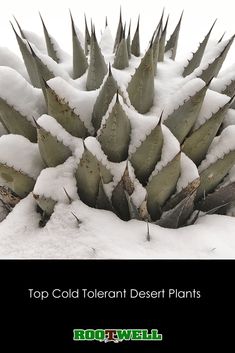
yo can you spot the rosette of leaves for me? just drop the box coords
[1,10,235,230]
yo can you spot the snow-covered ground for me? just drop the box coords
[0,194,235,259]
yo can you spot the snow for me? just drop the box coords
[0,67,46,121]
[99,26,114,55]
[199,125,235,172]
[194,89,231,129]
[0,134,44,178]
[37,114,81,151]
[177,153,199,192]
[0,47,30,80]
[33,157,78,202]
[0,195,235,259]
[35,49,71,80]
[22,30,47,54]
[48,77,99,133]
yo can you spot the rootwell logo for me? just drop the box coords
[73,329,163,343]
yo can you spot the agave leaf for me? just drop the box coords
[131,16,140,57]
[0,97,37,142]
[156,188,196,228]
[0,115,10,133]
[124,190,141,220]
[28,43,55,100]
[127,21,131,59]
[165,11,183,60]
[33,193,56,215]
[86,29,108,91]
[218,32,226,43]
[113,8,123,53]
[183,19,217,77]
[139,199,151,221]
[13,16,26,39]
[45,81,89,138]
[196,181,235,213]
[158,15,169,62]
[164,80,209,144]
[182,96,234,165]
[111,163,133,220]
[75,144,112,207]
[10,23,40,87]
[196,150,235,200]
[152,26,161,75]
[36,122,72,167]
[127,45,154,114]
[113,36,129,70]
[0,163,35,197]
[98,93,131,162]
[130,114,163,185]
[146,152,181,220]
[111,178,129,221]
[96,178,113,211]
[39,13,60,63]
[221,79,235,97]
[70,12,88,79]
[84,15,91,55]
[163,177,200,211]
[198,35,235,82]
[92,65,118,133]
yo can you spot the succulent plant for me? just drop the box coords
[1,9,235,229]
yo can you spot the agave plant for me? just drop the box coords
[1,9,235,229]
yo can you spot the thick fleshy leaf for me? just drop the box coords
[33,193,56,215]
[98,94,131,162]
[196,181,235,213]
[183,20,217,77]
[158,15,169,62]
[182,96,234,165]
[39,13,60,63]
[0,164,35,198]
[164,81,209,143]
[198,35,235,82]
[221,79,235,97]
[86,30,107,91]
[13,17,26,39]
[152,26,161,75]
[165,11,183,60]
[111,163,134,221]
[124,191,141,220]
[0,97,37,142]
[84,15,91,55]
[45,81,89,138]
[75,145,112,207]
[70,12,88,79]
[130,115,163,185]
[126,21,131,59]
[196,150,235,200]
[113,37,129,70]
[96,179,113,211]
[29,44,55,100]
[127,45,154,114]
[92,65,118,133]
[11,23,40,87]
[131,17,140,57]
[156,189,196,228]
[163,177,200,211]
[113,9,123,53]
[36,122,72,167]
[146,152,181,220]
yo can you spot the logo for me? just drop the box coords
[73,329,163,343]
